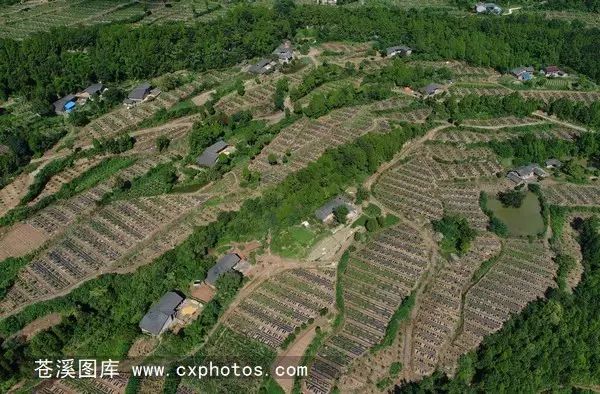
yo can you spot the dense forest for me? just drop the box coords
[1,3,600,106]
[398,216,600,393]
[543,0,600,12]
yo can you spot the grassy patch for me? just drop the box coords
[372,290,416,351]
[270,225,326,258]
[0,256,31,299]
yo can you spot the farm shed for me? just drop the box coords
[315,196,357,223]
[249,59,276,74]
[421,83,444,97]
[273,42,294,63]
[139,291,185,336]
[80,83,104,98]
[474,2,502,14]
[52,94,77,114]
[196,140,230,168]
[206,253,242,286]
[386,45,412,57]
[124,82,155,106]
[546,158,563,169]
[542,66,567,78]
[507,164,548,184]
[511,66,535,81]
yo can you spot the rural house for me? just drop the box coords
[386,45,412,58]
[52,94,77,114]
[123,82,160,106]
[196,140,230,168]
[139,291,184,336]
[273,42,294,64]
[421,83,444,97]
[474,2,502,14]
[542,66,567,78]
[510,66,535,81]
[507,164,548,184]
[206,253,246,286]
[315,196,357,223]
[79,83,104,99]
[249,59,277,74]
[545,158,563,169]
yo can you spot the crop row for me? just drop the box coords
[224,268,335,349]
[411,233,501,376]
[442,239,556,371]
[542,184,600,207]
[306,223,429,394]
[248,106,367,185]
[0,193,209,315]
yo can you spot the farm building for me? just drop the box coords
[507,164,548,184]
[79,83,104,99]
[196,140,230,168]
[315,196,357,223]
[249,59,277,74]
[546,158,563,169]
[542,66,567,78]
[139,291,185,336]
[421,83,444,97]
[273,42,294,63]
[123,82,160,106]
[206,253,247,287]
[0,144,10,156]
[474,2,502,14]
[317,0,337,4]
[510,66,535,81]
[52,94,77,114]
[386,45,412,57]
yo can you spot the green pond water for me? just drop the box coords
[487,191,545,236]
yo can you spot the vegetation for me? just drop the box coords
[372,290,416,351]
[433,215,477,256]
[0,256,31,299]
[497,189,526,208]
[1,4,600,107]
[401,216,600,393]
[480,192,509,237]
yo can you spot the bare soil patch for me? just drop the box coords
[0,222,50,260]
[17,312,62,340]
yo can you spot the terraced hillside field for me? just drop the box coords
[224,268,336,348]
[440,239,556,372]
[0,190,211,316]
[306,223,432,394]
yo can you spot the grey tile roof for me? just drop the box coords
[128,82,152,100]
[52,94,77,112]
[139,310,171,336]
[315,196,355,221]
[249,59,273,74]
[386,45,411,56]
[511,66,534,76]
[546,158,562,168]
[139,291,184,335]
[422,83,443,96]
[274,43,294,60]
[206,253,241,285]
[84,83,103,95]
[196,140,229,168]
[507,172,523,184]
